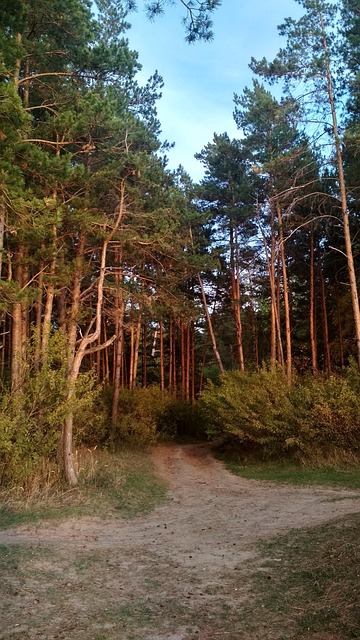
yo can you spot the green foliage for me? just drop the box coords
[142,0,221,43]
[202,367,295,455]
[0,333,103,488]
[111,386,174,446]
[201,365,360,458]
[111,386,206,446]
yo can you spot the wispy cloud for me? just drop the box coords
[128,0,303,181]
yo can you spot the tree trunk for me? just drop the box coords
[34,261,44,370]
[270,206,277,365]
[277,202,292,384]
[190,320,195,403]
[0,192,5,280]
[230,226,245,370]
[319,266,331,375]
[199,336,208,396]
[319,9,360,368]
[112,321,124,424]
[13,33,22,91]
[142,322,147,388]
[172,320,177,393]
[309,230,318,376]
[102,318,110,382]
[62,180,125,485]
[258,206,284,367]
[132,314,141,388]
[197,273,224,374]
[159,319,164,391]
[185,321,190,401]
[168,317,173,393]
[180,317,185,396]
[11,244,26,391]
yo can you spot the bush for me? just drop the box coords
[294,371,360,453]
[201,367,298,456]
[111,386,174,446]
[0,333,104,488]
[201,365,360,459]
[111,386,207,447]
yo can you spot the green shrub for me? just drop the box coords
[0,333,103,488]
[111,387,207,446]
[201,367,297,456]
[111,386,174,446]
[293,372,360,453]
[201,366,360,459]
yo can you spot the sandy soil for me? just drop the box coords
[1,443,359,640]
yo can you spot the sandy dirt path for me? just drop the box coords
[1,443,359,640]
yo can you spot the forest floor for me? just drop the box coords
[1,442,360,640]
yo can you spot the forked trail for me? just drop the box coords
[0,444,359,640]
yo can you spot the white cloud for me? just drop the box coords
[127,0,303,180]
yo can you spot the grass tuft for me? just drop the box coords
[220,452,360,490]
[250,513,360,639]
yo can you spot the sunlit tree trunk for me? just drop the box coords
[197,273,224,374]
[185,321,191,401]
[11,244,26,391]
[41,226,57,365]
[62,181,125,486]
[180,317,185,396]
[277,202,292,384]
[112,323,124,407]
[133,314,141,387]
[258,206,284,368]
[190,320,195,403]
[142,322,147,388]
[0,192,5,281]
[34,260,44,370]
[319,266,331,376]
[230,226,245,370]
[309,230,317,376]
[159,318,164,391]
[168,317,173,393]
[270,205,277,365]
[172,321,177,394]
[319,9,360,368]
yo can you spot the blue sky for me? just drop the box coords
[127,1,303,181]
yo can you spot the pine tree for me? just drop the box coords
[250,0,360,368]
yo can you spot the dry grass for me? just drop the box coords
[249,513,360,639]
[0,447,167,529]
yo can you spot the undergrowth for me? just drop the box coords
[0,448,167,530]
[201,364,360,460]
